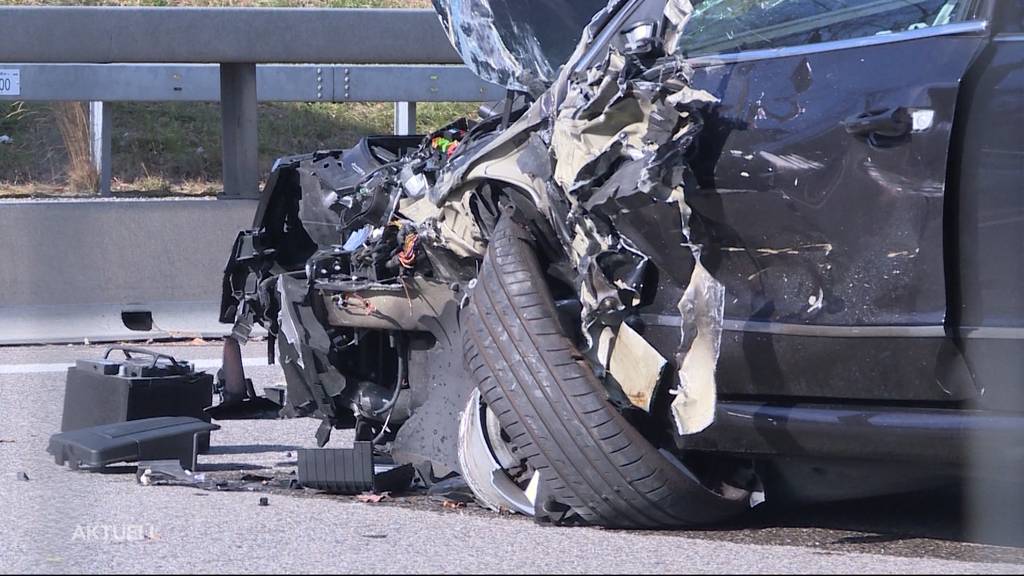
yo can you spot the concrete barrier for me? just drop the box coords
[0,197,258,344]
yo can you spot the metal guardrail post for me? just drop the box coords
[220,63,259,198]
[394,101,417,135]
[88,101,112,196]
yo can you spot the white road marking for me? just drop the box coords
[0,357,267,375]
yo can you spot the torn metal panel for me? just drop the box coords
[431,0,726,434]
[391,301,473,479]
[428,88,554,206]
[276,274,348,426]
[608,322,667,412]
[296,146,383,248]
[660,0,690,54]
[536,0,724,434]
[460,133,554,212]
[670,261,724,434]
[423,193,489,260]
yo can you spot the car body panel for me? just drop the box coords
[670,26,987,402]
[956,13,1024,410]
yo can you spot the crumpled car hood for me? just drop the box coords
[431,0,609,95]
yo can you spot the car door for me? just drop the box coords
[676,0,991,401]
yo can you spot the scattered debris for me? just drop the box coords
[15,471,30,481]
[205,374,283,421]
[297,442,414,495]
[137,465,298,494]
[137,460,205,486]
[355,492,389,503]
[205,395,283,420]
[259,496,270,506]
[263,386,287,408]
[427,476,476,506]
[0,134,12,145]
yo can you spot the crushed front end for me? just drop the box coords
[217,0,758,523]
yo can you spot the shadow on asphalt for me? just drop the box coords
[197,463,270,472]
[607,484,1021,565]
[741,484,1024,548]
[204,444,300,456]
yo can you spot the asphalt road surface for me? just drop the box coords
[2,341,1023,574]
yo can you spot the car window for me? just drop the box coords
[676,0,967,57]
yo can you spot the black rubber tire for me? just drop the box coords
[462,217,746,528]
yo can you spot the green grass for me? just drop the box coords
[1,100,477,196]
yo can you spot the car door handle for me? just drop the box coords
[842,107,912,141]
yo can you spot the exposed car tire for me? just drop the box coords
[462,217,747,528]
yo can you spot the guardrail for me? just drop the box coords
[0,7,503,196]
[0,7,502,345]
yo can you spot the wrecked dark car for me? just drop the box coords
[218,0,1024,527]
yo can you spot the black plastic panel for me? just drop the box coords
[297,442,375,494]
[48,417,219,471]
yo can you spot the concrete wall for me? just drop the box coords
[0,198,258,344]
